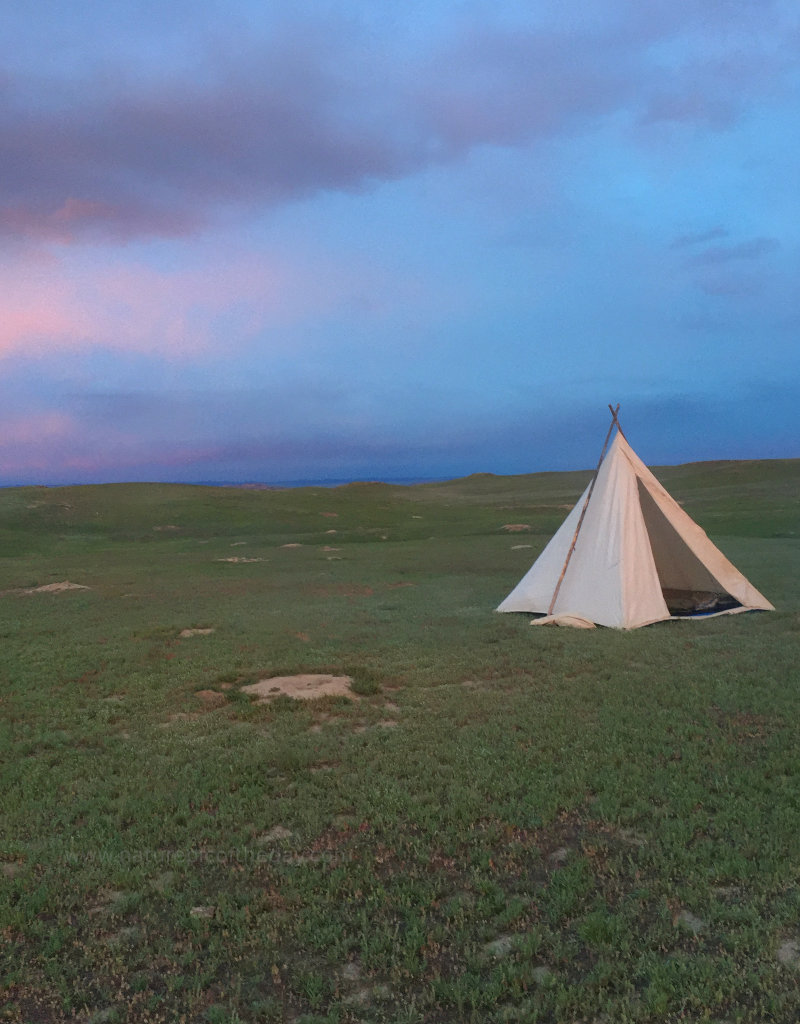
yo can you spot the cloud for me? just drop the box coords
[670,227,728,249]
[0,409,83,477]
[2,410,74,446]
[688,237,781,266]
[410,26,631,157]
[638,53,777,129]
[0,29,411,246]
[3,376,795,486]
[0,242,415,359]
[0,254,253,357]
[0,198,200,244]
[668,232,783,299]
[2,2,796,247]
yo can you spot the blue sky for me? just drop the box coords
[1,0,798,484]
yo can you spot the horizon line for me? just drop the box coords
[2,452,798,491]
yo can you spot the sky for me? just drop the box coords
[1,0,798,485]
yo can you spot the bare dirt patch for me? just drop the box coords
[777,939,800,968]
[105,926,140,947]
[215,557,264,563]
[482,933,521,959]
[242,674,357,702]
[20,581,90,595]
[341,962,362,982]
[502,524,531,532]
[617,827,647,848]
[179,627,215,637]
[676,909,705,934]
[257,825,294,844]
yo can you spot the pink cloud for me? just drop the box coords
[0,410,81,475]
[0,398,224,478]
[0,259,92,354]
[2,411,74,446]
[0,401,276,480]
[0,254,260,358]
[0,244,421,360]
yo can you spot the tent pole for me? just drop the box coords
[547,404,620,616]
[608,402,625,439]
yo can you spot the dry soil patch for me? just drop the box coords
[257,825,294,844]
[242,674,356,701]
[778,939,800,968]
[482,934,521,959]
[23,581,89,594]
[676,910,705,935]
[190,906,216,919]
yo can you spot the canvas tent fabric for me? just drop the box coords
[497,430,774,629]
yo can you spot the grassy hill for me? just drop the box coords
[1,458,799,1022]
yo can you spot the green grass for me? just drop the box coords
[1,459,800,1023]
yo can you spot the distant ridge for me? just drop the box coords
[206,477,449,489]
[1,460,796,489]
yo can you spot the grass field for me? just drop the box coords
[2,457,799,1023]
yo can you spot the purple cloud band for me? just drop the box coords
[2,3,796,246]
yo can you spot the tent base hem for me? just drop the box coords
[529,614,596,629]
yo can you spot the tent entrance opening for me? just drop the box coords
[636,480,742,617]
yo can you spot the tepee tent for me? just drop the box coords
[497,408,774,629]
